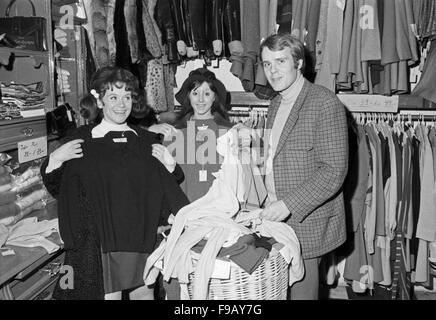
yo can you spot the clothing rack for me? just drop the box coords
[351,110,436,122]
[228,106,268,116]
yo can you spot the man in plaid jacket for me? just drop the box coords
[259,33,348,299]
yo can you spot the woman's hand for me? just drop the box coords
[148,123,177,140]
[152,144,176,173]
[45,139,84,173]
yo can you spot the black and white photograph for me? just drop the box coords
[0,0,435,312]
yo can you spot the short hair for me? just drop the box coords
[260,33,306,73]
[90,66,139,100]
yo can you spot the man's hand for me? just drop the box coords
[152,144,176,173]
[260,200,290,222]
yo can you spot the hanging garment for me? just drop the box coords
[344,125,370,234]
[417,0,436,39]
[146,59,168,113]
[314,0,329,75]
[210,0,226,56]
[124,0,139,64]
[415,124,436,243]
[290,0,310,43]
[315,0,345,92]
[82,0,96,64]
[381,0,399,65]
[226,0,244,79]
[186,0,207,52]
[337,0,355,89]
[304,0,322,80]
[259,0,270,42]
[114,0,132,70]
[134,0,153,88]
[413,40,436,104]
[106,0,117,65]
[141,0,162,58]
[276,0,292,34]
[147,0,163,50]
[168,0,188,56]
[90,0,110,68]
[155,0,180,63]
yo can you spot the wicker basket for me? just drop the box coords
[187,250,289,300]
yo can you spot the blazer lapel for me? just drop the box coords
[274,80,310,158]
[266,95,281,130]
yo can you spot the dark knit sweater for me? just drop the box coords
[41,124,189,299]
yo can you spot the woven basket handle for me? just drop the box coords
[5,0,37,17]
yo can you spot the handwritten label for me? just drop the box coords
[18,136,48,164]
[337,94,399,113]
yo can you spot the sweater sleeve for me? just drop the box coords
[172,164,185,184]
[40,126,90,198]
[40,157,65,198]
[159,164,190,223]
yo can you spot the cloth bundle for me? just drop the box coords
[0,164,49,226]
[144,127,304,300]
[4,217,60,254]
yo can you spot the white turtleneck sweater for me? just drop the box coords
[264,73,304,202]
[91,119,137,138]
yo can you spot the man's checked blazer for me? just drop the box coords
[266,79,349,259]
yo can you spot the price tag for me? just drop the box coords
[18,136,47,164]
[211,259,231,279]
[1,249,15,257]
[337,94,399,113]
[66,108,73,122]
[112,138,127,143]
[199,170,207,182]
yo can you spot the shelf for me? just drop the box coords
[0,115,45,126]
[230,92,270,106]
[0,47,49,59]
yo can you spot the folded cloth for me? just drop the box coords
[0,174,12,186]
[191,234,274,274]
[0,191,17,206]
[0,165,8,175]
[7,217,58,240]
[5,217,60,253]
[235,209,305,286]
[228,242,269,274]
[0,223,8,247]
[0,202,19,220]
[7,236,60,254]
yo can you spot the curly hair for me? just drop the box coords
[90,66,140,103]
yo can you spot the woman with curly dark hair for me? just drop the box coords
[41,66,188,300]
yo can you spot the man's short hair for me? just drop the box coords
[260,33,306,73]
